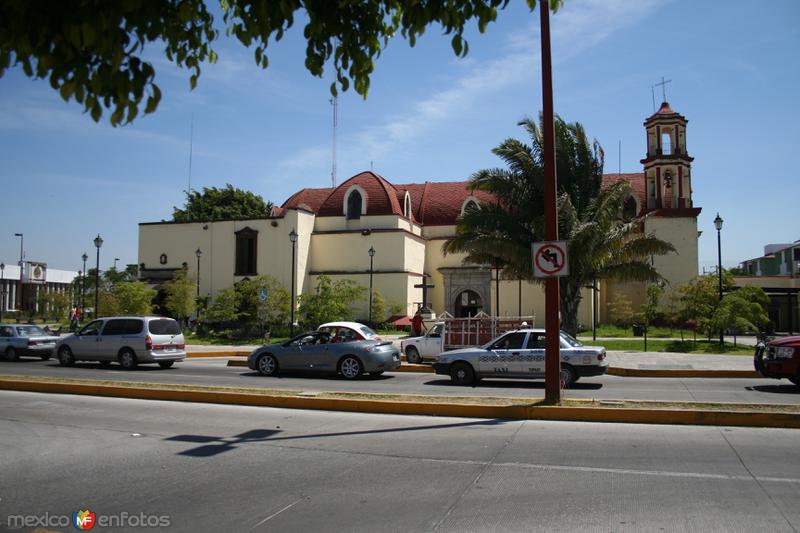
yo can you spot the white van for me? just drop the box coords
[55,316,186,369]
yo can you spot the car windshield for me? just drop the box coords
[16,325,46,337]
[148,319,181,335]
[560,332,583,347]
[359,326,377,337]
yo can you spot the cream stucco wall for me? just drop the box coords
[645,215,699,298]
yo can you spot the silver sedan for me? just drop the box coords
[247,331,401,379]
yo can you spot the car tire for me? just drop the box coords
[560,365,577,388]
[57,346,75,366]
[5,347,19,362]
[405,346,422,364]
[118,349,138,370]
[158,361,175,369]
[339,356,363,380]
[450,362,475,386]
[256,354,279,376]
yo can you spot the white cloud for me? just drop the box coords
[274,0,667,178]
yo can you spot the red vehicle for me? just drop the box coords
[754,336,800,386]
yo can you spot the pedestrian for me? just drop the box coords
[412,312,424,337]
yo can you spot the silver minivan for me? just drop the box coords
[55,316,186,369]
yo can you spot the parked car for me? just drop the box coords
[54,316,186,369]
[0,324,61,361]
[754,336,800,386]
[432,328,608,387]
[248,330,400,379]
[317,321,382,343]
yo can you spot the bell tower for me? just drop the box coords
[640,102,694,210]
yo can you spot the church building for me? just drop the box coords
[138,102,701,326]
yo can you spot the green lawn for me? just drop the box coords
[582,338,754,355]
[578,324,697,339]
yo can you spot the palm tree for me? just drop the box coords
[443,115,675,335]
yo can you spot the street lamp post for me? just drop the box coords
[94,235,103,318]
[714,213,724,348]
[1,262,5,323]
[14,233,23,314]
[81,253,88,312]
[368,247,375,324]
[195,248,202,319]
[289,229,297,337]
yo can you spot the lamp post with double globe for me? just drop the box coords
[81,253,88,312]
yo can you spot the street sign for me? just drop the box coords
[259,287,269,301]
[532,241,569,278]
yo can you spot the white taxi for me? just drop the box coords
[432,329,608,387]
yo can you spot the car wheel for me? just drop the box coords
[118,349,138,370]
[339,356,363,379]
[450,362,475,386]
[256,354,279,376]
[5,347,19,362]
[560,365,577,388]
[57,346,75,366]
[158,361,175,369]
[405,346,422,364]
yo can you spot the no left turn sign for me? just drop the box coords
[532,241,569,278]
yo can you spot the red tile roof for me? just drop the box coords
[281,171,649,225]
[602,173,646,209]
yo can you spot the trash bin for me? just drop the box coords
[632,324,644,336]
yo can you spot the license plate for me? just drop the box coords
[165,345,175,351]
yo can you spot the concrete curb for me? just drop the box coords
[187,350,250,358]
[607,367,759,378]
[1,377,797,428]
[227,359,758,378]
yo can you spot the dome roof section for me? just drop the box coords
[317,171,403,217]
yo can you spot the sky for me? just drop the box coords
[1,0,798,276]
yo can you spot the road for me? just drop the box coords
[1,390,798,532]
[1,357,799,405]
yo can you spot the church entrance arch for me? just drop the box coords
[454,290,483,317]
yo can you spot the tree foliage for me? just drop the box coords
[443,116,675,335]
[163,269,196,322]
[204,286,241,323]
[678,270,735,338]
[235,275,290,328]
[710,285,769,340]
[172,184,274,222]
[113,281,156,315]
[0,0,562,125]
[370,289,387,325]
[298,275,366,328]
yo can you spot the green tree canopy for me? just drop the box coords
[163,269,196,323]
[298,275,366,328]
[113,281,156,315]
[678,270,736,337]
[0,1,561,125]
[443,116,675,335]
[172,184,274,222]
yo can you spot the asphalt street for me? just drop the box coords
[1,390,798,532]
[1,357,799,405]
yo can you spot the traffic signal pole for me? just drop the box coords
[540,0,561,404]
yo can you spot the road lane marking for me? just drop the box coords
[248,497,305,530]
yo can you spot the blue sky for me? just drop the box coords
[1,0,798,275]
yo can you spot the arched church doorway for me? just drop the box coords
[454,290,483,317]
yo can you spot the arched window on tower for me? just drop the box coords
[661,133,672,155]
[346,190,362,220]
[404,193,412,219]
